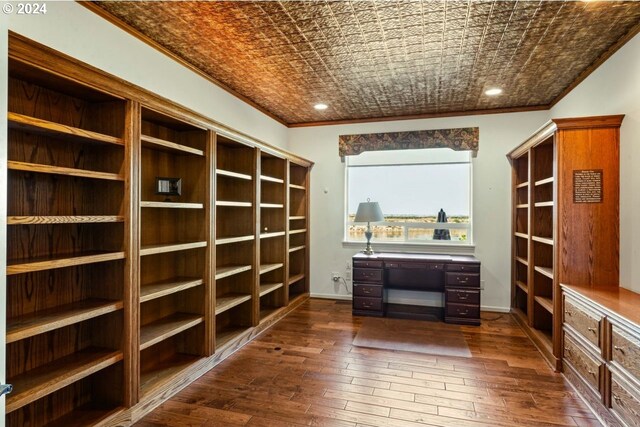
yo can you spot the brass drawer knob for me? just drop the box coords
[588,327,597,334]
[614,346,626,355]
[565,310,572,316]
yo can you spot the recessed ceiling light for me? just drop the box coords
[485,88,503,96]
[314,103,328,110]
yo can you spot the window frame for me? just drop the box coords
[343,150,474,248]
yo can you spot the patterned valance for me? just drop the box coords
[339,127,479,157]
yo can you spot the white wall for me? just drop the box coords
[550,33,640,293]
[288,111,549,311]
[6,1,288,148]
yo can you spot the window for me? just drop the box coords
[345,148,472,245]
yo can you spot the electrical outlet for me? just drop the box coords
[345,270,352,280]
[345,261,351,271]
[331,272,341,281]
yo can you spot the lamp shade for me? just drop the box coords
[354,200,384,223]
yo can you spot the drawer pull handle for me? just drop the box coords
[363,289,371,294]
[587,327,597,334]
[588,370,595,377]
[613,394,622,404]
[565,310,572,316]
[564,347,571,354]
[458,309,469,315]
[457,294,468,300]
[614,346,626,355]
[363,303,371,308]
[458,278,468,284]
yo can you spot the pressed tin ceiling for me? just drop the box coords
[90,1,640,126]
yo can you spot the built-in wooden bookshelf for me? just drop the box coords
[258,152,287,322]
[507,115,623,371]
[288,162,310,301]
[138,107,212,401]
[5,57,130,426]
[5,32,313,427]
[215,135,257,345]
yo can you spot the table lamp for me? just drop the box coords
[354,198,384,255]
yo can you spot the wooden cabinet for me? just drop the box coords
[507,115,623,371]
[4,34,313,426]
[561,285,640,427]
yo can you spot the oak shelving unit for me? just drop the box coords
[138,107,212,400]
[215,135,257,346]
[5,34,313,426]
[288,162,310,301]
[5,58,129,426]
[258,151,287,322]
[508,115,623,371]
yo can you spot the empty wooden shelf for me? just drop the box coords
[140,277,204,303]
[141,133,204,156]
[140,241,207,256]
[215,265,252,280]
[8,160,124,181]
[7,299,124,344]
[8,112,124,146]
[260,282,284,297]
[140,313,204,350]
[216,293,252,314]
[140,201,204,209]
[7,251,126,275]
[7,215,125,225]
[6,348,123,413]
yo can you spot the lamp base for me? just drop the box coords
[362,228,375,255]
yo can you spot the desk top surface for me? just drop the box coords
[353,252,479,264]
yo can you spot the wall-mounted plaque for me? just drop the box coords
[573,169,602,203]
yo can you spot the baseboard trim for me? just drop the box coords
[311,293,352,301]
[480,306,511,313]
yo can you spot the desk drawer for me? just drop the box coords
[445,272,480,288]
[611,371,640,427]
[563,297,602,351]
[446,289,480,304]
[353,297,383,312]
[612,324,640,383]
[353,260,383,269]
[446,303,479,319]
[385,262,444,271]
[354,283,383,298]
[353,268,383,283]
[563,332,601,394]
[447,263,480,273]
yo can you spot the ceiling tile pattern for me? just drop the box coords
[94,1,640,125]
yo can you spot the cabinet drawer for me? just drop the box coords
[447,263,480,273]
[446,289,480,304]
[611,372,640,427]
[353,297,383,312]
[385,262,444,271]
[612,324,640,382]
[353,260,383,269]
[353,268,383,283]
[353,283,383,298]
[563,297,602,351]
[563,332,602,393]
[446,303,479,319]
[445,272,480,288]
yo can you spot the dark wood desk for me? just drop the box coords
[352,252,481,325]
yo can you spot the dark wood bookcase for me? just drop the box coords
[507,115,623,371]
[6,57,131,426]
[4,33,313,426]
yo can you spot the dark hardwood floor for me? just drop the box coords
[135,299,600,427]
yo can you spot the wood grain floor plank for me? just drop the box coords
[134,300,600,427]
